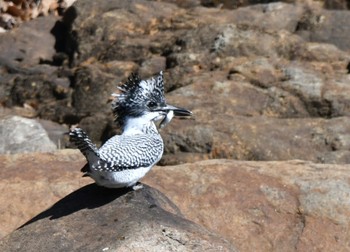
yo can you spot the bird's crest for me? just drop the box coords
[111,71,165,126]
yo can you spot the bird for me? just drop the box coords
[69,71,192,189]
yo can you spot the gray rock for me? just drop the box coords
[297,8,350,51]
[224,2,305,32]
[0,116,57,154]
[0,184,237,252]
[38,119,69,149]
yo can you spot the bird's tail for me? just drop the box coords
[69,128,99,160]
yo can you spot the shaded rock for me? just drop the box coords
[72,64,116,116]
[0,15,58,66]
[77,113,114,146]
[0,184,236,251]
[143,159,350,251]
[68,0,183,64]
[1,65,76,124]
[296,7,350,51]
[0,115,57,154]
[9,74,57,107]
[71,60,137,119]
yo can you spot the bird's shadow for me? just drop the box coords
[20,183,131,228]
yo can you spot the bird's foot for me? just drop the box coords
[132,183,143,191]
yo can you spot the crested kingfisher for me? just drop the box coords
[70,71,192,188]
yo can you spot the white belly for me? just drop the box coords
[89,166,152,188]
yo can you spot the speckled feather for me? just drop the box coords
[69,124,163,173]
[95,133,163,171]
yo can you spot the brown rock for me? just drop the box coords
[72,64,117,116]
[2,0,350,166]
[0,184,236,252]
[1,150,350,251]
[162,71,350,164]
[188,2,304,32]
[0,150,87,238]
[72,60,137,116]
[139,55,167,77]
[143,159,350,251]
[69,0,183,64]
[0,15,58,66]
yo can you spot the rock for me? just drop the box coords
[161,72,350,164]
[38,118,69,148]
[170,24,304,64]
[1,150,349,251]
[0,115,57,154]
[296,7,350,51]
[0,105,37,119]
[0,64,76,125]
[323,0,349,9]
[0,150,87,238]
[72,64,117,116]
[68,0,182,64]
[0,184,236,251]
[0,15,58,66]
[1,0,350,165]
[143,159,350,251]
[139,55,167,77]
[189,2,304,33]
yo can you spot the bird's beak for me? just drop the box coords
[153,104,192,128]
[154,104,192,117]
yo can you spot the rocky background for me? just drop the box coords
[1,0,350,251]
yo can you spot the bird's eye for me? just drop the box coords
[148,101,157,108]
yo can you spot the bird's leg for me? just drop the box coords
[132,182,144,191]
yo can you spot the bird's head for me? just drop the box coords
[112,71,192,128]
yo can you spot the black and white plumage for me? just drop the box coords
[70,71,192,188]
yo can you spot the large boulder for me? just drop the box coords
[0,115,58,154]
[0,184,236,251]
[1,150,350,251]
[144,159,350,251]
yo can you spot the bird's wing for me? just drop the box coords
[69,128,99,157]
[92,134,163,172]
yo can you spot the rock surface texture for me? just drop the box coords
[0,115,58,154]
[0,183,236,252]
[1,150,350,251]
[144,160,350,251]
[0,150,87,238]
[1,0,350,164]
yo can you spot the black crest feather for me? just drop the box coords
[111,71,165,127]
